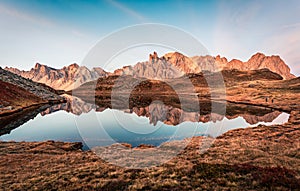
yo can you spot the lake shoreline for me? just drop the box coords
[0,99,65,117]
[0,110,299,190]
[0,99,67,136]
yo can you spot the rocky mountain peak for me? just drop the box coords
[67,63,80,69]
[34,63,55,72]
[249,52,266,60]
[34,63,42,69]
[163,52,199,73]
[246,52,294,79]
[149,51,159,63]
[164,52,187,61]
[215,55,228,63]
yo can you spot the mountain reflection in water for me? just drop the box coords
[0,95,290,150]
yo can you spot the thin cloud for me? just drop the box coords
[106,0,146,22]
[0,4,55,27]
[71,29,88,38]
[282,22,300,29]
[0,3,89,40]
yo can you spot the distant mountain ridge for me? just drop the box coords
[5,63,107,91]
[5,52,295,91]
[115,52,295,80]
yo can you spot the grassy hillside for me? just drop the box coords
[0,80,46,116]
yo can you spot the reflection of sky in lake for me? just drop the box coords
[0,109,290,150]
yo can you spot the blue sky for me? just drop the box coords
[0,0,299,75]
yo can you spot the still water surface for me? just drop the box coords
[0,106,289,150]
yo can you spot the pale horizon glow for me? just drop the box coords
[0,0,299,76]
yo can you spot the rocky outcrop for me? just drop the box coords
[0,67,62,101]
[149,51,159,63]
[0,80,45,116]
[0,67,64,118]
[5,63,107,91]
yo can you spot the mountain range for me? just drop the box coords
[5,63,107,91]
[116,52,295,80]
[4,52,295,91]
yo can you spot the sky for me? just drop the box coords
[0,0,299,75]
